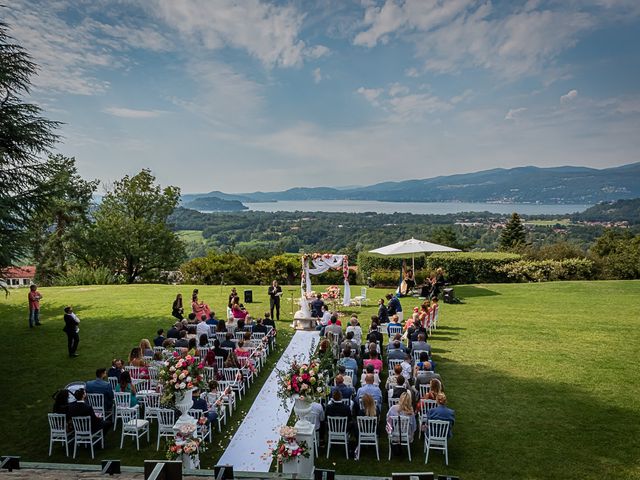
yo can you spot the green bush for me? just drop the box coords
[52,266,119,286]
[425,252,522,284]
[495,258,595,282]
[254,253,300,285]
[181,252,257,285]
[357,252,426,283]
[370,269,427,287]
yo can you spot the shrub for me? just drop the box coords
[370,269,427,287]
[181,253,257,285]
[425,252,522,284]
[495,258,595,282]
[357,252,426,283]
[52,266,118,286]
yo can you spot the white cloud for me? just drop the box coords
[560,89,579,103]
[405,67,420,77]
[148,0,322,68]
[103,107,166,119]
[505,107,527,120]
[312,68,323,84]
[357,87,385,106]
[451,89,473,104]
[354,1,597,80]
[5,1,113,95]
[389,83,410,96]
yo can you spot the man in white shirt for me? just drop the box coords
[196,316,210,338]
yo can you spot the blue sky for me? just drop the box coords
[7,0,640,193]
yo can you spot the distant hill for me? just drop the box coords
[573,198,640,224]
[183,162,640,205]
[183,196,248,212]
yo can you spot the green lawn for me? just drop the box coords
[176,230,205,242]
[1,281,639,479]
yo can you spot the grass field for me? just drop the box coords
[0,281,639,479]
[176,230,205,243]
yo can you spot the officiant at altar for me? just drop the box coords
[268,280,283,321]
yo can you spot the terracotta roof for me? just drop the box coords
[2,266,36,278]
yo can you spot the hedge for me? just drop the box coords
[370,270,428,287]
[424,252,522,284]
[357,252,426,283]
[494,258,595,282]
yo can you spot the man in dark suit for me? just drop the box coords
[167,322,181,339]
[310,294,325,318]
[154,329,165,347]
[85,368,114,413]
[63,306,80,357]
[68,388,112,434]
[174,330,189,348]
[267,280,282,321]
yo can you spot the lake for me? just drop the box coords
[242,200,591,215]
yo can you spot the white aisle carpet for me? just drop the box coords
[217,330,320,472]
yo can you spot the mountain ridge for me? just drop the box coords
[180,162,640,205]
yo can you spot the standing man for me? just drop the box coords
[63,306,80,357]
[267,280,282,321]
[28,284,42,328]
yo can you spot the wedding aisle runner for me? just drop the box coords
[217,330,319,472]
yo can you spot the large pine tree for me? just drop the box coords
[499,212,527,251]
[0,19,61,269]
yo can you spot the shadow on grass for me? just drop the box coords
[314,360,640,479]
[455,285,501,299]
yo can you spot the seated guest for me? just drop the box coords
[107,359,124,381]
[366,324,384,351]
[377,298,389,324]
[325,315,343,343]
[252,317,268,334]
[234,340,256,373]
[360,363,380,388]
[414,351,436,373]
[153,329,165,347]
[162,338,175,349]
[400,354,413,381]
[187,312,197,324]
[317,305,332,334]
[427,393,455,438]
[85,368,114,413]
[336,365,353,387]
[115,371,138,407]
[139,339,154,357]
[325,390,351,419]
[231,302,248,320]
[221,333,236,350]
[216,320,228,333]
[167,322,181,339]
[191,388,219,425]
[411,330,430,349]
[338,346,358,374]
[345,316,363,346]
[174,330,190,349]
[206,311,218,326]
[68,388,112,434]
[198,334,209,349]
[363,350,382,373]
[386,392,416,439]
[213,339,229,360]
[52,389,70,415]
[128,348,148,373]
[331,375,354,400]
[356,374,382,412]
[196,316,210,338]
[361,342,378,361]
[385,364,408,390]
[390,375,417,404]
[387,333,408,351]
[418,378,443,410]
[414,361,442,391]
[388,340,407,360]
[340,331,359,356]
[386,314,402,336]
[359,393,377,418]
[188,337,197,352]
[310,294,325,318]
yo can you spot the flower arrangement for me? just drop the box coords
[322,285,341,300]
[275,357,329,407]
[158,351,207,405]
[166,423,206,461]
[272,425,310,464]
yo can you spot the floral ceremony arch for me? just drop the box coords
[300,253,351,309]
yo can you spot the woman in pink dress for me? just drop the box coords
[192,288,211,320]
[234,340,256,373]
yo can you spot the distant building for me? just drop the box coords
[1,266,36,287]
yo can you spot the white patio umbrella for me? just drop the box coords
[368,237,460,272]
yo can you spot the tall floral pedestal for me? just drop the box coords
[173,389,200,469]
[292,420,315,479]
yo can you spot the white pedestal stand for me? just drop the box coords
[293,420,315,479]
[173,389,200,469]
